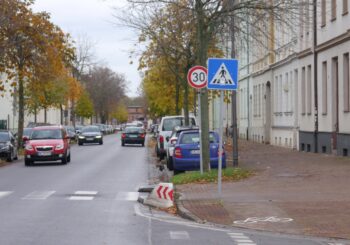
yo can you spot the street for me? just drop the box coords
[0,134,343,245]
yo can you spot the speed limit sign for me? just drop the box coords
[187,66,207,89]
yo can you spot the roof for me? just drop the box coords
[32,125,63,130]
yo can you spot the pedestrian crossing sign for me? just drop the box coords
[207,58,238,90]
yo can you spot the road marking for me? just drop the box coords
[68,191,98,200]
[116,192,139,201]
[0,191,12,199]
[228,232,255,245]
[234,216,293,225]
[22,191,55,200]
[69,196,94,201]
[74,191,98,195]
[169,231,189,240]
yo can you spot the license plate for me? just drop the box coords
[129,135,137,138]
[191,150,200,154]
[86,138,94,141]
[38,152,52,156]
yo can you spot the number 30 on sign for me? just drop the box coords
[187,66,207,89]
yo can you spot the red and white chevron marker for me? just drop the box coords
[156,185,174,201]
[144,183,174,208]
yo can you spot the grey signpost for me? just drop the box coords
[207,58,238,195]
[187,66,207,174]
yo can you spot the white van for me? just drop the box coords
[155,115,197,160]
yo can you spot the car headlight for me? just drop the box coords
[1,145,10,150]
[95,135,102,138]
[55,144,64,150]
[25,144,33,150]
[78,136,85,139]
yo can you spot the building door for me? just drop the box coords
[265,81,271,144]
[332,57,339,152]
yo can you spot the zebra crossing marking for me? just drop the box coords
[68,191,98,200]
[22,191,56,200]
[116,192,139,201]
[169,231,190,240]
[0,191,12,199]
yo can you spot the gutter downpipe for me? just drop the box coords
[313,0,319,153]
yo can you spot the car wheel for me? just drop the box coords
[78,141,83,146]
[67,153,71,163]
[141,142,144,147]
[61,154,68,164]
[6,151,13,162]
[155,145,160,157]
[121,141,125,146]
[167,157,173,171]
[99,140,103,145]
[174,169,181,175]
[24,159,32,166]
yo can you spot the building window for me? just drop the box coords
[321,0,326,26]
[289,71,293,112]
[294,69,298,113]
[307,65,312,115]
[344,53,350,112]
[274,76,278,113]
[322,61,328,114]
[302,67,306,115]
[279,75,283,113]
[331,0,337,21]
[343,0,349,15]
[285,72,289,112]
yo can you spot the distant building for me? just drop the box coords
[127,106,145,122]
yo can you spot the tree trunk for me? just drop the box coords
[17,72,24,148]
[34,106,37,123]
[44,108,47,123]
[60,104,63,125]
[175,82,180,115]
[195,0,210,171]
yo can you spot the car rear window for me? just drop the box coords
[180,132,218,144]
[31,129,62,140]
[125,127,143,133]
[162,118,196,131]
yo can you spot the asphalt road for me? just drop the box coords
[0,134,344,245]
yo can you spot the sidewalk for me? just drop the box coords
[176,139,350,240]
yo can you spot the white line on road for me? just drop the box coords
[22,191,56,200]
[116,192,139,201]
[169,231,190,240]
[69,196,95,201]
[74,191,98,195]
[0,191,12,199]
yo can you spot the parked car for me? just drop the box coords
[156,115,197,160]
[75,125,84,135]
[64,126,76,140]
[0,130,18,162]
[172,129,226,174]
[24,126,71,166]
[165,126,199,171]
[121,127,145,147]
[78,126,103,145]
[22,128,33,147]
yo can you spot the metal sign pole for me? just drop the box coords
[198,89,203,175]
[218,90,224,196]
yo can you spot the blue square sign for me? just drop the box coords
[207,58,238,90]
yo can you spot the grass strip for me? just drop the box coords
[172,167,252,185]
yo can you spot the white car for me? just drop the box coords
[156,115,197,160]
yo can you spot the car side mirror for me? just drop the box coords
[166,136,170,142]
[23,136,29,142]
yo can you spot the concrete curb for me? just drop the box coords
[174,190,205,224]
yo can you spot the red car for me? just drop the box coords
[24,126,71,166]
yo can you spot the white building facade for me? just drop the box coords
[210,0,350,157]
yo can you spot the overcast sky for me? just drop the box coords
[32,0,141,97]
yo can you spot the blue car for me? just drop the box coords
[172,130,226,174]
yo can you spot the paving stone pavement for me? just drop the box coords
[176,139,350,240]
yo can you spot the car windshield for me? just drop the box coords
[82,127,100,133]
[162,118,196,131]
[23,128,33,137]
[125,127,143,133]
[180,132,217,144]
[0,132,10,141]
[31,129,62,140]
